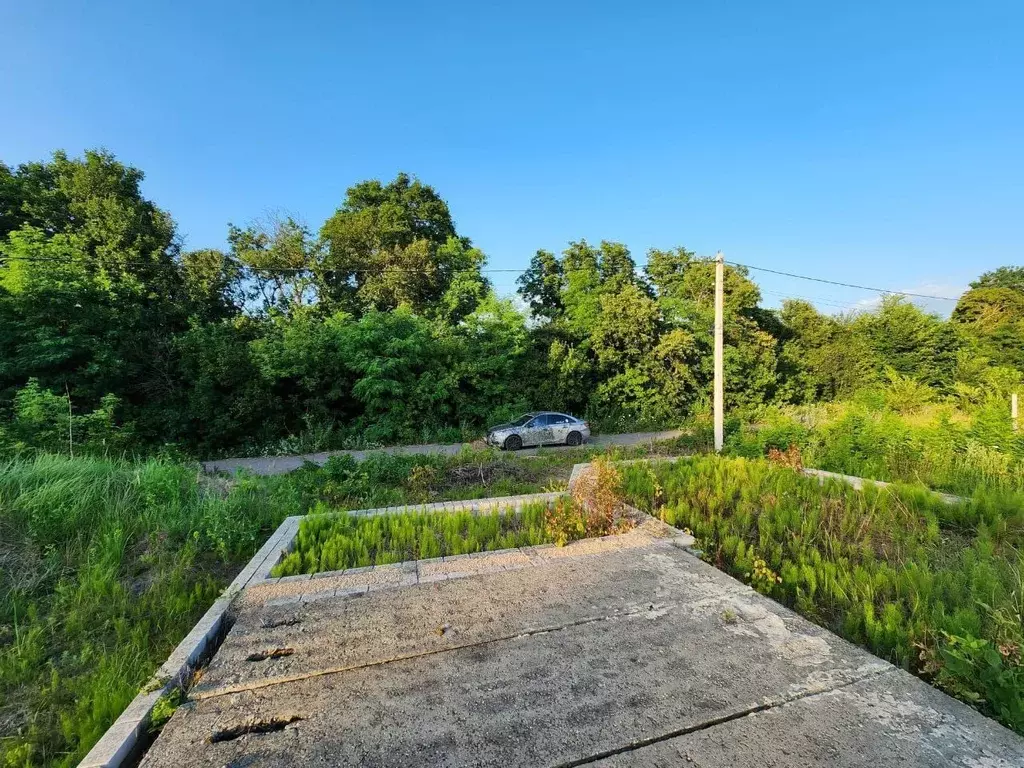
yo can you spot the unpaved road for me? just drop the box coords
[201,429,685,476]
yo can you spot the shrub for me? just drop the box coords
[570,456,627,535]
[0,380,132,458]
[544,496,587,546]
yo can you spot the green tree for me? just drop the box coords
[778,300,876,402]
[590,283,663,371]
[319,173,487,316]
[180,248,244,320]
[645,246,697,300]
[854,296,959,389]
[516,249,564,321]
[228,215,319,316]
[0,151,191,429]
[969,266,1024,292]
[952,268,1024,370]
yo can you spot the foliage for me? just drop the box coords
[543,496,587,546]
[620,456,1024,735]
[0,380,131,457]
[0,439,691,766]
[0,456,237,767]
[272,503,552,576]
[4,148,1024,459]
[726,399,1024,495]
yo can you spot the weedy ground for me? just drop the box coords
[0,439,694,767]
[621,456,1024,736]
[726,401,1024,495]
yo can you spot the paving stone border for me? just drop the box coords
[801,467,964,503]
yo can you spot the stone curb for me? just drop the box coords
[89,456,973,766]
[593,456,965,504]
[800,467,964,503]
[93,457,925,767]
[232,525,686,610]
[77,596,231,767]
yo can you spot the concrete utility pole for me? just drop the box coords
[1013,393,1019,433]
[714,251,724,452]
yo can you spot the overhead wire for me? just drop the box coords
[1,252,961,304]
[758,289,854,311]
[0,253,530,275]
[725,259,959,301]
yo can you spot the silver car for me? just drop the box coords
[485,412,591,451]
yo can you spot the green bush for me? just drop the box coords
[727,402,1024,495]
[0,380,133,458]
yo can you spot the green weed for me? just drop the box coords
[621,456,1024,735]
[272,503,553,576]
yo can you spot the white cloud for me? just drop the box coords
[851,283,966,318]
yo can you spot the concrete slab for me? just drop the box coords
[590,670,1024,767]
[137,538,1023,768]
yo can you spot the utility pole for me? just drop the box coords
[714,251,724,452]
[1013,393,1019,433]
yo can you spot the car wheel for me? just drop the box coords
[566,431,582,447]
[504,434,523,451]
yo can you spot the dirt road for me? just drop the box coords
[201,429,685,476]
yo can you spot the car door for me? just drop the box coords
[523,414,553,446]
[548,414,571,443]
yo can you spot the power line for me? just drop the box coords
[726,260,959,301]
[0,253,530,275]
[1,251,962,302]
[759,289,853,310]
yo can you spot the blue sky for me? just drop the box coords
[2,1,1021,314]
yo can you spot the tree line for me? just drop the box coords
[1,150,1021,456]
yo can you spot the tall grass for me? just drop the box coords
[621,456,1024,734]
[0,455,290,767]
[727,402,1024,495]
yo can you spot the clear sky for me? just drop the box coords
[2,1,1021,314]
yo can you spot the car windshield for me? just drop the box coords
[511,413,536,426]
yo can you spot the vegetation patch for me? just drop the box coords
[727,398,1024,496]
[272,502,557,576]
[621,456,1024,735]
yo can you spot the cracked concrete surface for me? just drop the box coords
[140,540,1024,768]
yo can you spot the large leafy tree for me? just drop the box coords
[952,267,1024,370]
[777,300,875,402]
[0,151,194,438]
[516,249,564,322]
[227,215,320,316]
[319,173,488,317]
[854,296,960,389]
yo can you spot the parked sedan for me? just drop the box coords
[485,412,590,451]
